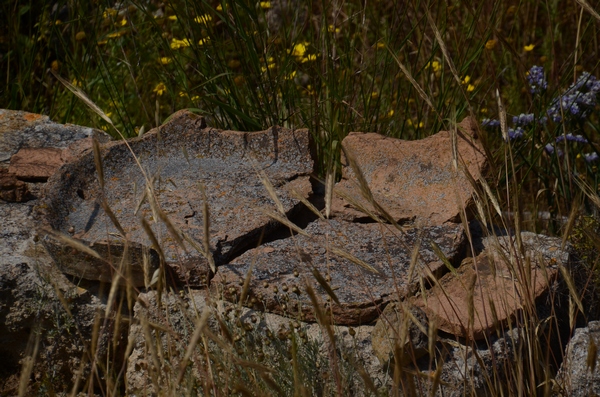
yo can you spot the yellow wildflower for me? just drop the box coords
[301,54,317,63]
[467,84,475,92]
[388,109,395,117]
[261,63,276,72]
[191,95,200,101]
[285,70,297,80]
[195,14,212,24]
[328,25,340,33]
[75,31,86,41]
[153,82,167,96]
[485,39,497,50]
[426,61,441,73]
[107,31,126,39]
[179,91,188,97]
[105,112,113,118]
[97,40,108,46]
[51,60,60,71]
[71,78,82,87]
[291,42,309,58]
[524,44,535,52]
[260,2,272,9]
[462,75,471,84]
[216,4,223,11]
[418,121,424,128]
[168,15,177,21]
[170,38,192,49]
[103,8,117,19]
[159,57,172,65]
[120,18,127,26]
[198,38,210,46]
[55,20,62,25]
[406,119,413,127]
[371,92,379,100]
[480,108,488,114]
[376,42,385,49]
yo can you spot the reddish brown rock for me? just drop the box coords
[0,168,30,202]
[8,147,65,181]
[211,219,466,325]
[414,232,568,340]
[332,117,486,226]
[42,110,315,287]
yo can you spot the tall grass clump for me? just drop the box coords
[2,0,600,396]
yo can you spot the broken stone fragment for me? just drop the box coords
[371,301,430,369]
[555,321,600,396]
[9,147,66,181]
[331,117,487,226]
[414,232,568,340]
[0,109,110,163]
[212,218,466,325]
[0,168,30,202]
[41,110,315,287]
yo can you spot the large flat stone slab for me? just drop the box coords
[0,109,110,163]
[212,219,466,325]
[332,117,487,226]
[41,110,315,287]
[415,232,569,340]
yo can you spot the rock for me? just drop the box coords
[371,302,430,369]
[0,196,121,395]
[212,219,466,325]
[126,291,384,395]
[426,327,521,397]
[415,232,568,340]
[8,147,66,181]
[0,168,30,202]
[331,117,487,226]
[555,321,600,396]
[0,109,110,163]
[41,110,315,288]
[0,110,127,395]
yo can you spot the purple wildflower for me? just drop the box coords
[512,113,535,127]
[482,118,500,128]
[584,152,599,162]
[508,127,524,140]
[527,65,547,94]
[555,133,588,144]
[547,72,600,122]
[545,144,563,156]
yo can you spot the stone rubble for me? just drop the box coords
[0,109,586,396]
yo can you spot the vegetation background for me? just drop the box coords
[1,0,600,395]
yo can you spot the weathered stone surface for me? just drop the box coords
[415,232,568,340]
[0,193,121,395]
[0,168,30,202]
[8,147,66,181]
[331,117,487,226]
[420,328,521,397]
[126,290,384,395]
[41,110,315,287]
[0,109,110,163]
[555,321,600,396]
[212,219,466,325]
[371,301,430,369]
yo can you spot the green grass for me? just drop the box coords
[2,0,600,396]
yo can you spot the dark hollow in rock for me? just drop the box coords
[212,218,466,325]
[41,110,315,288]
